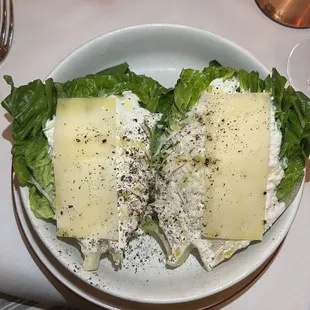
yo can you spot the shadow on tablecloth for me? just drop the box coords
[0,293,73,310]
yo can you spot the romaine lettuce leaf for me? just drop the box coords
[28,186,54,219]
[172,62,310,202]
[55,72,172,113]
[173,66,236,122]
[11,133,54,219]
[146,62,310,270]
[2,63,172,220]
[2,77,56,219]
[2,76,56,141]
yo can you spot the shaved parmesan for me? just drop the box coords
[202,93,270,241]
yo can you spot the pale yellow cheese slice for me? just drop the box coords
[53,98,118,240]
[202,92,270,241]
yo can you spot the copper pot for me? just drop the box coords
[256,0,310,28]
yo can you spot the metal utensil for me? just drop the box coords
[0,0,13,64]
[256,0,310,28]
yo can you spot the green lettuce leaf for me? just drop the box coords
[263,69,309,202]
[55,72,172,113]
[11,132,54,219]
[277,155,304,201]
[173,66,236,120]
[2,76,56,141]
[2,77,56,219]
[28,186,54,219]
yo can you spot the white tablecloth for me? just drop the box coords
[0,1,309,309]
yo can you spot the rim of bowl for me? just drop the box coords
[45,23,270,81]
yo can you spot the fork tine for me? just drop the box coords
[0,0,7,44]
[6,0,13,47]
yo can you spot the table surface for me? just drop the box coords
[1,1,310,309]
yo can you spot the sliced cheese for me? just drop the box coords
[53,98,118,240]
[202,92,270,241]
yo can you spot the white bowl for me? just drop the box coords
[17,24,304,305]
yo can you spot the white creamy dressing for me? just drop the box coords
[44,92,161,263]
[154,78,286,270]
[210,76,240,93]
